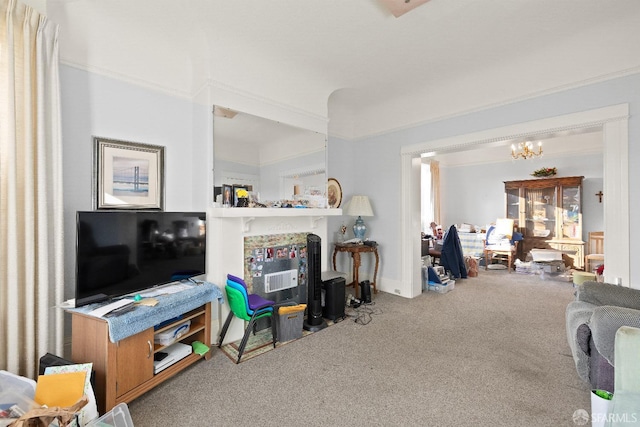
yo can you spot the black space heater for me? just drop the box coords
[303,234,327,332]
[360,280,372,304]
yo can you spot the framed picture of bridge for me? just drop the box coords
[93,137,165,210]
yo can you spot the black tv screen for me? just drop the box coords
[75,211,206,307]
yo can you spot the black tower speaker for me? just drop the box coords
[303,234,327,332]
[322,276,345,321]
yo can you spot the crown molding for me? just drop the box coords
[198,78,328,134]
[60,59,328,134]
[60,59,194,100]
[61,58,638,142]
[339,66,640,142]
[401,104,628,158]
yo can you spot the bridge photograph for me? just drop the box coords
[112,156,149,197]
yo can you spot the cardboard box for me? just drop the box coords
[530,249,563,262]
[533,260,565,273]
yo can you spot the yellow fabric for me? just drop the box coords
[278,304,307,315]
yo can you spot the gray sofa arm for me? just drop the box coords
[590,305,640,366]
[566,300,597,382]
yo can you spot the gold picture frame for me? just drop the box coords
[327,177,342,208]
[93,137,165,210]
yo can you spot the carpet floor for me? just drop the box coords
[220,319,337,364]
[128,269,591,427]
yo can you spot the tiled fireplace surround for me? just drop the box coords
[206,207,342,344]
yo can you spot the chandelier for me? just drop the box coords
[511,141,542,159]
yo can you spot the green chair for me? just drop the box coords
[218,285,275,363]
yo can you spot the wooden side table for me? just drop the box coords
[332,243,379,299]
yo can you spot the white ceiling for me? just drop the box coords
[46,0,640,140]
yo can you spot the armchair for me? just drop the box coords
[565,281,640,393]
[605,326,640,423]
[482,220,522,272]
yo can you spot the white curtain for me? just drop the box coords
[0,0,64,378]
[420,161,431,232]
[421,159,442,233]
[430,160,441,225]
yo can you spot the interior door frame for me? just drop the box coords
[401,104,630,296]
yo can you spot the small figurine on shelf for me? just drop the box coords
[235,188,249,207]
[337,223,347,242]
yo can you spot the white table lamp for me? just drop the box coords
[345,195,374,240]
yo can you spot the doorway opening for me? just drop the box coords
[403,104,629,297]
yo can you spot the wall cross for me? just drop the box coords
[595,191,604,203]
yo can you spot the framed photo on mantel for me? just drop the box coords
[327,177,342,208]
[93,137,165,210]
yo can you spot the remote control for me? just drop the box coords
[104,303,136,317]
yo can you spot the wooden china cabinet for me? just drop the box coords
[505,176,584,269]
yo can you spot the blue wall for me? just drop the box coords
[60,64,639,294]
[440,153,603,236]
[329,72,639,286]
[60,65,209,300]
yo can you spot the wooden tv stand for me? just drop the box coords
[71,302,211,414]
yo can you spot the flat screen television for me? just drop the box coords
[75,211,206,307]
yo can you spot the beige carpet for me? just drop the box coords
[220,319,337,363]
[128,269,591,426]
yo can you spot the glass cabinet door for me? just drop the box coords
[524,187,556,239]
[506,188,520,222]
[561,185,581,239]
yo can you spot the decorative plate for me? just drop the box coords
[327,178,342,208]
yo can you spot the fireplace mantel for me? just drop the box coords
[210,207,342,232]
[209,207,342,218]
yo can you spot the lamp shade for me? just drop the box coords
[345,196,374,217]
